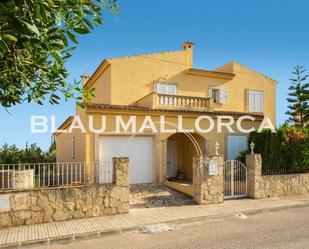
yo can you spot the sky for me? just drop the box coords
[0,0,308,150]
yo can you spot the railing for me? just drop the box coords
[0,161,114,191]
[262,168,287,175]
[224,160,247,199]
[95,161,114,184]
[157,94,210,109]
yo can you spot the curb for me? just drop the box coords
[1,202,309,249]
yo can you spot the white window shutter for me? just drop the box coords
[209,88,213,98]
[254,92,260,112]
[257,92,264,112]
[220,88,228,104]
[248,91,255,112]
[248,90,264,112]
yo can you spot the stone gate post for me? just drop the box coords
[112,157,129,187]
[246,154,262,198]
[193,155,224,204]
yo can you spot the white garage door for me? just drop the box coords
[99,136,153,184]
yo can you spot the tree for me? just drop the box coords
[0,143,56,163]
[0,143,22,163]
[286,66,309,128]
[0,0,118,108]
[46,136,56,162]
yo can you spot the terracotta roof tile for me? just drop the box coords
[85,103,264,118]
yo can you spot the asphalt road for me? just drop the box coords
[38,206,309,249]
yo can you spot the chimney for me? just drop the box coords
[183,41,194,69]
[81,74,90,86]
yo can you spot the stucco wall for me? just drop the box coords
[55,107,89,163]
[92,65,112,104]
[110,50,186,106]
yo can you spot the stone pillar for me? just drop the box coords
[193,155,224,204]
[112,157,129,187]
[193,156,203,203]
[246,154,262,198]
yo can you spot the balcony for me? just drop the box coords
[135,92,212,111]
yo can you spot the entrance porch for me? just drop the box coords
[163,132,206,196]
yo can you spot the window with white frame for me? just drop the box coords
[209,87,228,104]
[247,90,264,112]
[155,83,178,105]
[71,137,75,159]
[155,83,177,95]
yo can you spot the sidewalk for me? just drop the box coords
[1,195,309,248]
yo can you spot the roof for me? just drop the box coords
[83,59,110,88]
[216,61,277,83]
[53,116,74,136]
[186,68,235,79]
[83,49,184,89]
[85,103,264,119]
[106,49,183,61]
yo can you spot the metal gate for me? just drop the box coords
[223,160,247,199]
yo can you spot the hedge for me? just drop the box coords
[237,126,309,173]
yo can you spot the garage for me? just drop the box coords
[99,136,153,184]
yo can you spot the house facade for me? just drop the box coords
[55,42,276,190]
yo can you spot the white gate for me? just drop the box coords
[223,160,247,199]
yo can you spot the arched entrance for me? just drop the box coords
[165,132,206,183]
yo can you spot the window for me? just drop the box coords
[227,135,247,160]
[211,88,220,103]
[155,83,177,95]
[247,90,264,112]
[156,83,177,105]
[209,87,228,104]
[71,137,75,159]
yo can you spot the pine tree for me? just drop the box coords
[286,66,309,128]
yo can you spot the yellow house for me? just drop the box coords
[55,41,276,194]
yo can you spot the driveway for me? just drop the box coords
[37,206,309,249]
[130,183,194,208]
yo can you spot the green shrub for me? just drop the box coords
[236,126,309,173]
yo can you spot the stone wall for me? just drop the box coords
[193,155,224,204]
[0,157,129,228]
[246,154,309,198]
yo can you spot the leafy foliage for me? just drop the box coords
[285,66,309,128]
[0,0,118,107]
[236,125,309,173]
[0,140,56,164]
[282,125,309,172]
